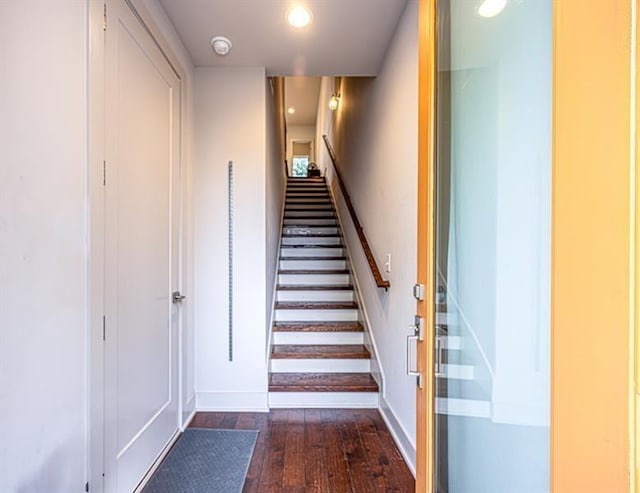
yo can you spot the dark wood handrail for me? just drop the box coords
[322,135,390,290]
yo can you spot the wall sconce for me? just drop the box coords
[328,93,340,111]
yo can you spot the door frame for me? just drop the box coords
[416,0,635,491]
[88,1,191,491]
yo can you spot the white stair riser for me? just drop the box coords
[284,218,337,226]
[269,392,378,409]
[283,226,339,235]
[285,210,334,217]
[276,290,354,302]
[435,397,491,418]
[270,358,370,373]
[278,273,350,285]
[280,247,343,257]
[272,332,364,345]
[436,363,475,380]
[282,237,341,246]
[274,309,359,322]
[280,259,346,270]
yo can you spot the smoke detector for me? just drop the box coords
[211,36,232,56]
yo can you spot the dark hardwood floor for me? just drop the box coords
[189,409,415,492]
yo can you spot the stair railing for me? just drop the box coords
[322,135,390,290]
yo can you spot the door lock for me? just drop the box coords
[172,291,186,304]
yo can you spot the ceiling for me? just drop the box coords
[285,77,321,126]
[157,0,409,75]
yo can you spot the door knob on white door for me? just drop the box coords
[172,291,186,303]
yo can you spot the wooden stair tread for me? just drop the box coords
[271,344,370,359]
[273,321,364,332]
[275,302,357,310]
[269,373,378,392]
[279,269,348,274]
[277,284,353,291]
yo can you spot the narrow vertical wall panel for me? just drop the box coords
[553,1,632,491]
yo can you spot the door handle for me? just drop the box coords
[172,291,186,304]
[407,325,424,388]
[407,333,420,377]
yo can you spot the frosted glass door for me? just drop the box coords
[434,1,551,491]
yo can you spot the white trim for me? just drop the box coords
[87,1,106,491]
[132,430,181,493]
[379,397,416,477]
[181,395,196,430]
[196,391,270,412]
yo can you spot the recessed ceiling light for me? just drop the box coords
[288,107,296,114]
[478,0,507,18]
[287,6,312,28]
[211,36,232,56]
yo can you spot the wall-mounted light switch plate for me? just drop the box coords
[385,253,391,273]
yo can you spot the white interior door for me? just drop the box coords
[104,1,181,491]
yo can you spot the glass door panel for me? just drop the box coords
[434,1,551,491]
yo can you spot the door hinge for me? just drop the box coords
[103,160,106,186]
[85,481,89,492]
[103,3,107,31]
[102,316,106,341]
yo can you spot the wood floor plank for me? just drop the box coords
[283,410,306,489]
[353,410,402,492]
[321,410,353,493]
[257,410,287,492]
[335,410,378,493]
[304,410,330,493]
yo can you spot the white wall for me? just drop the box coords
[287,124,316,174]
[193,67,270,411]
[316,0,419,467]
[0,2,88,491]
[315,77,335,176]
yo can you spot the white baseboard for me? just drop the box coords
[133,430,180,493]
[195,391,269,412]
[379,397,416,477]
[181,395,196,430]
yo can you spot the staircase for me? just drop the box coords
[268,176,379,408]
